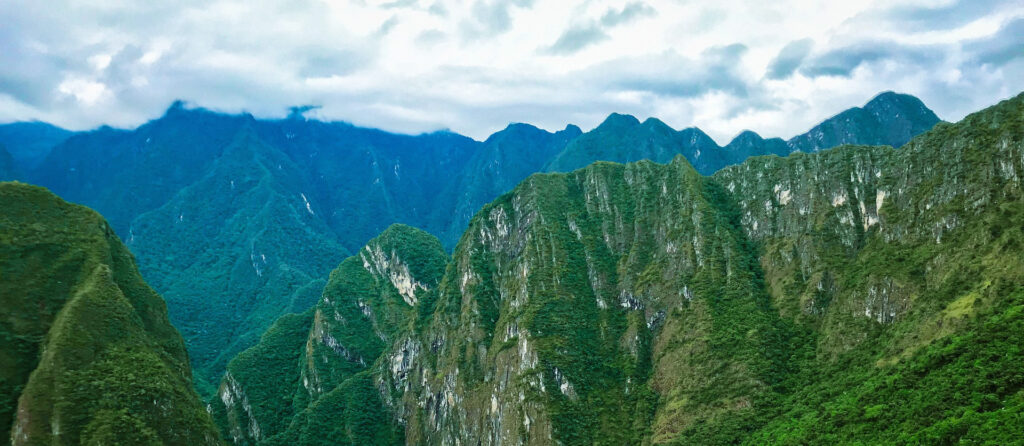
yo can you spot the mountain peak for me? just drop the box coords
[786,91,941,153]
[641,117,674,132]
[287,105,321,120]
[164,99,188,115]
[866,90,916,106]
[560,124,583,137]
[501,122,543,135]
[678,126,714,145]
[864,90,926,111]
[729,130,764,145]
[597,112,641,129]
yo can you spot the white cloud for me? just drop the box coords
[57,78,110,105]
[0,0,1022,144]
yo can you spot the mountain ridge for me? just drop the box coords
[214,91,1022,444]
[0,182,221,445]
[17,91,943,401]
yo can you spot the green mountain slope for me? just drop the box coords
[544,113,724,174]
[31,103,248,237]
[22,91,942,409]
[0,182,220,445]
[0,122,72,171]
[219,92,1021,444]
[0,144,15,180]
[128,126,348,397]
[213,224,447,445]
[251,116,480,252]
[711,91,1024,444]
[437,123,582,247]
[786,91,941,153]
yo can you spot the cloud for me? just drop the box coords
[595,44,750,100]
[765,38,813,79]
[546,24,609,54]
[546,2,655,55]
[848,0,1015,33]
[966,18,1024,66]
[462,0,534,38]
[0,0,1022,146]
[601,2,656,27]
[799,42,940,78]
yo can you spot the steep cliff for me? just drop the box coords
[214,224,447,445]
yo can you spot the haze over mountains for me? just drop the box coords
[0,92,941,396]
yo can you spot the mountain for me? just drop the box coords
[128,126,350,397]
[721,130,789,165]
[0,182,220,445]
[28,106,483,396]
[0,144,15,180]
[786,91,942,153]
[213,224,446,445]
[248,114,479,253]
[545,91,940,176]
[543,113,724,174]
[22,91,941,401]
[438,122,582,245]
[216,92,1023,444]
[32,103,250,237]
[0,122,73,171]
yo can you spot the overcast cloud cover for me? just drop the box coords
[1,0,1022,143]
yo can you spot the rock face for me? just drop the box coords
[438,123,582,247]
[0,182,220,445]
[219,92,1023,444]
[213,224,447,445]
[384,157,780,445]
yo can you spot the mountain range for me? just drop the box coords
[213,91,1024,445]
[1,88,1021,445]
[0,92,941,397]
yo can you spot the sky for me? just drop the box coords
[1,0,1022,144]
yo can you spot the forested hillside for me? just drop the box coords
[0,183,220,445]
[215,92,1021,444]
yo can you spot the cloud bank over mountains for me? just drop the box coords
[1,0,1021,143]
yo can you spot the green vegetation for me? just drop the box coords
[21,92,938,401]
[2,90,995,444]
[213,224,447,444]
[0,144,15,180]
[218,92,1020,445]
[0,182,220,445]
[129,128,347,397]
